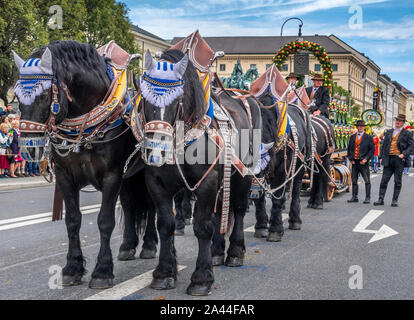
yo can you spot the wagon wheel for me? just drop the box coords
[325,166,336,202]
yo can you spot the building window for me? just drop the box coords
[332,64,338,71]
[282,64,288,71]
[266,64,272,70]
[250,64,257,69]
[219,64,226,71]
[314,64,321,71]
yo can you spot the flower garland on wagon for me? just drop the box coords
[273,40,334,91]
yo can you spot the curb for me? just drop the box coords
[0,179,54,191]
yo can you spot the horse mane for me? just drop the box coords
[30,40,110,87]
[160,49,206,123]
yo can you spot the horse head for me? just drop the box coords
[140,49,205,166]
[12,41,111,162]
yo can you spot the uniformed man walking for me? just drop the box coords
[347,120,375,203]
[374,114,414,207]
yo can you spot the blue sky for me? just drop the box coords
[123,0,414,91]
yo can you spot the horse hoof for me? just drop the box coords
[312,204,323,210]
[288,222,301,230]
[254,228,268,238]
[139,248,157,259]
[175,229,185,236]
[151,277,176,290]
[212,255,225,266]
[185,218,192,225]
[117,249,136,261]
[62,274,82,286]
[267,232,284,242]
[225,256,244,267]
[186,283,212,296]
[89,278,113,289]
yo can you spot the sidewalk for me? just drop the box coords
[0,176,53,191]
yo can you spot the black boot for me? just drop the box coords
[391,186,401,207]
[348,184,358,203]
[374,186,386,206]
[363,183,371,204]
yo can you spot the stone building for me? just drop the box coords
[171,35,368,110]
[130,25,171,72]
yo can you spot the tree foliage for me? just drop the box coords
[0,0,140,105]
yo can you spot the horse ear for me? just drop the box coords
[174,54,189,79]
[144,50,156,71]
[39,47,53,72]
[12,50,25,70]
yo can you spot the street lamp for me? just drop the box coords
[280,17,304,40]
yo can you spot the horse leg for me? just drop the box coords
[58,177,85,286]
[253,196,269,238]
[187,180,217,296]
[118,178,138,261]
[140,196,158,259]
[145,173,177,290]
[226,174,251,267]
[313,159,328,209]
[183,189,193,224]
[267,172,286,242]
[89,176,121,289]
[288,167,304,230]
[211,199,225,266]
[308,169,316,207]
[174,189,186,235]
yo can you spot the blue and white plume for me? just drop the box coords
[13,48,54,106]
[140,50,188,108]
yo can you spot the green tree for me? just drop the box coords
[0,0,48,105]
[0,0,140,105]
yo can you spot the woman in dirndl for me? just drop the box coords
[0,123,12,178]
[9,120,25,178]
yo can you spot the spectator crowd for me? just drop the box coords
[0,104,40,179]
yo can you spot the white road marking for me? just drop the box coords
[353,209,399,243]
[85,265,187,300]
[0,203,120,231]
[244,213,288,232]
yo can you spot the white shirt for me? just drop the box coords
[393,127,402,137]
[357,132,364,139]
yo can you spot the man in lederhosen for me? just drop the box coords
[347,120,375,203]
[305,73,330,118]
[374,114,414,207]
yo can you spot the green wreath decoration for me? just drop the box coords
[273,40,334,91]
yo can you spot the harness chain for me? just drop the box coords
[286,117,299,200]
[217,119,232,235]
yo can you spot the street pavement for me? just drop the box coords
[1,170,414,300]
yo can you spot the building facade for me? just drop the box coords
[172,35,369,110]
[130,25,171,73]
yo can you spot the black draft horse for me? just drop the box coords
[307,115,335,209]
[139,49,261,296]
[13,41,157,289]
[253,93,312,241]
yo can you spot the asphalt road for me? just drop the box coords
[1,172,414,300]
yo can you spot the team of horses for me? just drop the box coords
[12,34,334,296]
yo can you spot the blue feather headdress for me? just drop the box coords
[12,48,54,106]
[140,50,188,108]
